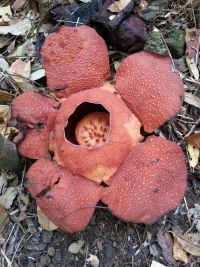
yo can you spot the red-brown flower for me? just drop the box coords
[11,25,187,233]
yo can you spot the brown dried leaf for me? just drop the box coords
[108,0,131,12]
[173,238,189,263]
[8,59,31,83]
[187,144,199,168]
[12,0,27,10]
[0,6,12,25]
[157,232,177,267]
[184,92,200,109]
[186,133,200,148]
[0,105,18,138]
[8,38,36,58]
[185,28,200,80]
[37,206,58,231]
[139,0,148,10]
[0,17,32,35]
[0,91,14,101]
[0,36,10,48]
[0,205,9,233]
[0,187,17,209]
[172,233,200,257]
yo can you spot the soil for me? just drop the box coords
[1,0,200,267]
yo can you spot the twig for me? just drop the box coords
[184,117,200,138]
[20,162,27,192]
[11,231,27,264]
[184,197,192,226]
[0,249,12,267]
[134,225,150,267]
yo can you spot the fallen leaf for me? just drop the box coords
[186,133,200,148]
[0,6,12,25]
[8,59,31,83]
[0,36,10,48]
[12,0,27,10]
[0,187,17,209]
[114,61,120,71]
[39,23,53,33]
[0,58,9,72]
[109,15,116,20]
[8,38,36,58]
[15,193,29,222]
[150,261,167,267]
[108,0,131,12]
[172,233,200,257]
[30,69,45,81]
[0,105,18,138]
[0,16,32,35]
[139,0,148,10]
[37,206,58,231]
[0,175,7,194]
[185,28,200,80]
[0,205,9,233]
[86,254,100,267]
[187,144,199,168]
[8,59,31,92]
[68,240,85,254]
[157,232,177,266]
[7,39,16,54]
[184,92,200,109]
[188,204,200,232]
[173,237,189,263]
[0,105,10,121]
[0,91,14,101]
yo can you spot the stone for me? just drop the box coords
[144,31,168,56]
[165,29,185,58]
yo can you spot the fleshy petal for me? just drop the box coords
[51,86,142,184]
[11,92,59,159]
[115,51,184,133]
[27,159,102,233]
[41,25,110,98]
[101,136,187,224]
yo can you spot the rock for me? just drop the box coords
[144,31,168,56]
[47,247,55,257]
[0,133,22,172]
[26,237,47,251]
[165,29,185,58]
[36,254,51,267]
[42,230,53,243]
[105,14,148,53]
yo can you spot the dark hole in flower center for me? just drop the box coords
[100,182,109,187]
[65,102,110,148]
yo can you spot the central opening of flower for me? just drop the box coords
[65,102,110,148]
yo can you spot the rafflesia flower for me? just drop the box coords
[11,25,187,233]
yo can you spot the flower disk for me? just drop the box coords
[51,86,142,184]
[75,112,110,148]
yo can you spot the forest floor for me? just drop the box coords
[0,0,200,266]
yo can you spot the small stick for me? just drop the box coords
[0,249,12,267]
